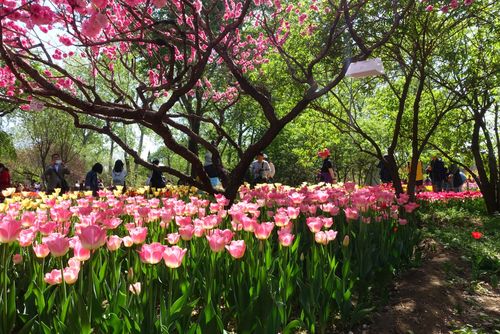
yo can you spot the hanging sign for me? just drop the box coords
[346,58,385,78]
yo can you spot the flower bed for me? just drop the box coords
[0,183,419,333]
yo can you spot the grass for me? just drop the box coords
[418,198,500,287]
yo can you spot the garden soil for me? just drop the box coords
[357,239,500,334]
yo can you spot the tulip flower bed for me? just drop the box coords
[0,183,420,333]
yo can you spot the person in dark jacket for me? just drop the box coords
[0,163,11,191]
[149,159,166,189]
[427,156,447,192]
[85,163,103,196]
[377,155,392,184]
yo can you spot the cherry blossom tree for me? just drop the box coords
[0,0,466,199]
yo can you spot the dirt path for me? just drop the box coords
[360,240,500,334]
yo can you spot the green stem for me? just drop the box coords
[168,269,173,311]
[2,244,7,321]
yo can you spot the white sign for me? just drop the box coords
[346,58,385,78]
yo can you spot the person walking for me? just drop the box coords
[0,163,11,191]
[43,153,70,194]
[317,148,337,184]
[85,163,103,196]
[250,152,271,185]
[111,159,127,188]
[408,159,424,193]
[149,159,166,189]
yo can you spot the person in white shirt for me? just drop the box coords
[265,154,275,183]
[112,159,127,187]
[250,152,271,185]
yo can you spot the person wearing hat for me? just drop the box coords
[250,152,271,185]
[317,148,337,184]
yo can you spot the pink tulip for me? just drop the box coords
[323,217,333,228]
[44,269,62,285]
[254,222,274,240]
[344,182,356,192]
[63,267,79,285]
[325,230,338,241]
[129,226,147,244]
[398,218,408,225]
[139,242,165,264]
[306,217,324,233]
[18,227,36,247]
[286,206,300,219]
[315,231,328,245]
[78,225,107,250]
[179,225,195,240]
[344,208,359,221]
[277,229,295,247]
[21,211,36,227]
[274,213,290,227]
[13,253,23,264]
[107,235,122,251]
[206,231,226,252]
[163,246,187,268]
[0,217,22,243]
[33,243,50,258]
[73,240,91,261]
[225,240,246,259]
[166,233,180,245]
[129,282,142,295]
[68,257,81,269]
[45,234,70,257]
[122,236,134,247]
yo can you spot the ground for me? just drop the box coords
[360,238,500,334]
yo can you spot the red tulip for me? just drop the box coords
[471,231,482,240]
[78,225,107,250]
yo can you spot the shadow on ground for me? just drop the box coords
[359,240,500,334]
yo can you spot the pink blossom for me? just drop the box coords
[45,234,70,257]
[398,218,408,225]
[0,217,22,243]
[206,230,226,252]
[63,267,79,284]
[107,235,122,251]
[425,4,434,11]
[254,222,274,240]
[306,217,324,233]
[33,243,50,258]
[166,233,180,245]
[179,225,195,240]
[78,225,107,250]
[73,240,91,261]
[315,231,328,245]
[325,230,338,241]
[225,240,246,259]
[13,253,23,264]
[92,0,108,9]
[139,242,165,264]
[44,269,62,285]
[163,246,187,268]
[277,229,295,247]
[129,226,147,244]
[344,208,359,221]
